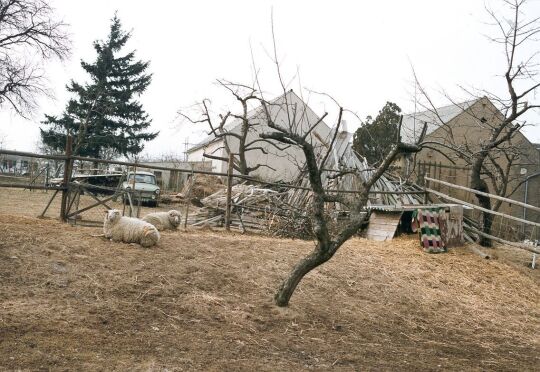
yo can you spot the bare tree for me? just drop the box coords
[0,0,70,117]
[248,20,426,304]
[255,98,423,305]
[482,142,532,211]
[413,0,540,246]
[183,68,424,307]
[179,80,292,176]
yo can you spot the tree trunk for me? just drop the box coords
[238,151,248,175]
[275,244,331,307]
[471,155,493,247]
[475,192,493,247]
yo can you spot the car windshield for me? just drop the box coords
[128,174,156,185]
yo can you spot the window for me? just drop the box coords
[128,174,156,184]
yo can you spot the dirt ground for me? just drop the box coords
[0,187,182,223]
[1,188,539,371]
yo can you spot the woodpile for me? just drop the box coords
[178,174,225,200]
[185,183,300,234]
[183,177,419,239]
[181,146,425,238]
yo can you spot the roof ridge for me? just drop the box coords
[403,98,479,117]
[187,90,303,152]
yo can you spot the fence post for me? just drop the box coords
[183,166,195,230]
[225,152,234,231]
[45,162,50,190]
[60,135,73,221]
[424,175,429,204]
[417,160,424,185]
[129,160,138,217]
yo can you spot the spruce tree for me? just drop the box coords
[40,14,157,158]
[352,102,401,165]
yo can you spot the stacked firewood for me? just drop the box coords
[186,183,294,233]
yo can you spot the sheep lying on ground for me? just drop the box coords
[142,210,182,231]
[103,209,160,247]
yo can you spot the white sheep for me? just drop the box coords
[142,210,182,231]
[103,209,160,248]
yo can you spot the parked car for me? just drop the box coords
[48,172,122,195]
[122,171,160,207]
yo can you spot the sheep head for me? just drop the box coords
[168,210,182,227]
[105,209,122,224]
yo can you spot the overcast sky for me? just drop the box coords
[1,0,539,157]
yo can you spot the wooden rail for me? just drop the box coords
[464,225,540,254]
[1,148,425,196]
[425,176,540,213]
[0,183,64,190]
[0,149,68,161]
[426,187,540,228]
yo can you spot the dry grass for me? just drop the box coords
[0,187,183,223]
[0,188,539,370]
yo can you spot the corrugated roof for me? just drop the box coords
[401,99,478,144]
[366,203,469,211]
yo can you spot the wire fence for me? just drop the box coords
[0,146,426,228]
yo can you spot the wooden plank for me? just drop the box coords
[426,187,540,228]
[0,149,68,161]
[225,153,233,231]
[0,183,64,190]
[369,221,403,227]
[60,135,73,221]
[366,211,402,241]
[425,176,540,214]
[464,225,540,254]
[463,234,491,259]
[39,189,60,217]
[84,189,113,210]
[66,193,117,219]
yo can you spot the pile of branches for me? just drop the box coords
[185,165,424,239]
[186,183,292,233]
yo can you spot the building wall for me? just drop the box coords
[0,154,41,175]
[186,91,334,182]
[400,98,540,239]
[186,140,227,174]
[139,160,212,192]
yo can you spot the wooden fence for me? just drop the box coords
[1,144,539,258]
[425,176,540,254]
[0,142,426,226]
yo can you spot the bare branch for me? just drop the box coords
[0,0,70,116]
[318,107,343,172]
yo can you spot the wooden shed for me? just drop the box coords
[365,204,465,248]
